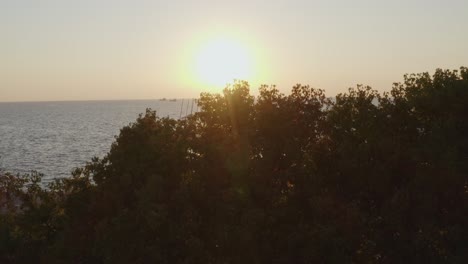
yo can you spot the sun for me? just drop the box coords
[176,31,268,92]
[191,36,255,89]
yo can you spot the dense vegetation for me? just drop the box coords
[1,68,467,263]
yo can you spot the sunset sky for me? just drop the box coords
[1,0,467,102]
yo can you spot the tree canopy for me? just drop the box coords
[1,68,467,263]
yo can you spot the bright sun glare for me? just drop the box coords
[192,36,255,89]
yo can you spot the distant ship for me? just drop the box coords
[159,98,167,101]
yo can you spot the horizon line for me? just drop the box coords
[0,98,200,104]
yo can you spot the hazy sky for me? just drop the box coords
[1,0,467,102]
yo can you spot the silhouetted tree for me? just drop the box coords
[0,68,467,263]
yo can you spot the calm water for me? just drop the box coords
[0,99,197,182]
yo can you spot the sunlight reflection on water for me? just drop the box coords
[0,99,197,183]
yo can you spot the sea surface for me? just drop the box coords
[0,99,197,183]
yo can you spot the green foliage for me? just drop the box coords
[1,69,467,263]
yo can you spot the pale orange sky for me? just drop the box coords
[1,0,468,102]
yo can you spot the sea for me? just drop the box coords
[0,99,198,183]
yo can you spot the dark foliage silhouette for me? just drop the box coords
[1,68,467,263]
